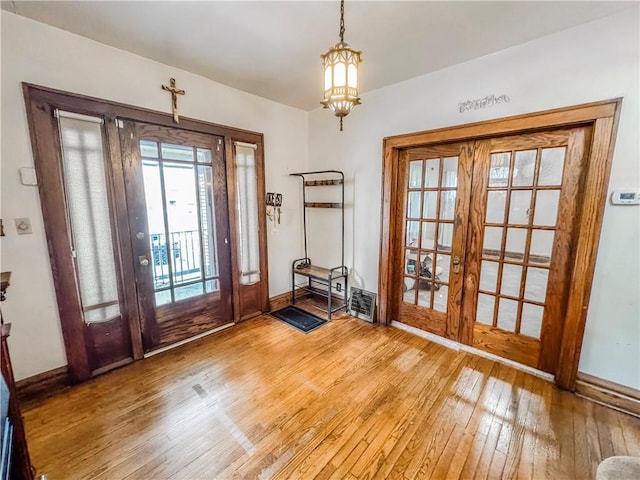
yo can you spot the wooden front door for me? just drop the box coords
[120,121,233,351]
[395,127,590,374]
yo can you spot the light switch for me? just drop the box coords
[14,218,32,235]
[19,167,38,186]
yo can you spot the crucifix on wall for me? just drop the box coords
[161,78,185,123]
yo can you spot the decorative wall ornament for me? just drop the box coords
[458,94,510,113]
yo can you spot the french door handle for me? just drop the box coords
[139,255,149,266]
[452,255,461,274]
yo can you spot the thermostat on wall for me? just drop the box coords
[611,190,640,205]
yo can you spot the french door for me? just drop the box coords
[120,121,233,351]
[396,127,590,373]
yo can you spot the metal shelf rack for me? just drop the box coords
[290,170,348,320]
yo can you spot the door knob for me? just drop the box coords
[452,255,461,274]
[139,255,149,266]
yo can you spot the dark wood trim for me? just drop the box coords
[15,366,72,409]
[268,290,310,312]
[379,99,623,391]
[22,83,269,381]
[575,373,640,418]
[22,85,92,382]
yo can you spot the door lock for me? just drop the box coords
[452,255,461,274]
[136,232,145,240]
[139,255,149,266]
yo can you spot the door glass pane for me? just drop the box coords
[140,139,159,158]
[434,285,448,313]
[417,288,432,308]
[403,277,416,303]
[486,191,507,223]
[505,228,527,261]
[483,226,503,254]
[161,143,194,162]
[59,115,120,324]
[480,261,499,292]
[476,294,495,325]
[530,230,554,266]
[435,254,450,283]
[421,222,436,250]
[439,190,456,220]
[408,160,423,188]
[489,152,510,187]
[198,165,218,278]
[175,283,204,301]
[442,157,458,187]
[405,249,418,276]
[406,221,419,247]
[235,144,260,285]
[539,148,565,186]
[197,148,212,164]
[500,264,522,297]
[524,267,549,303]
[497,298,518,332]
[422,191,438,219]
[163,162,202,286]
[141,142,220,307]
[438,223,453,251]
[513,150,536,187]
[407,191,421,218]
[521,303,544,338]
[424,159,440,187]
[508,190,532,225]
[534,190,560,226]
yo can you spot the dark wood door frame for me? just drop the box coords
[23,83,270,383]
[379,99,622,390]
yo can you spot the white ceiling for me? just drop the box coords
[2,1,634,111]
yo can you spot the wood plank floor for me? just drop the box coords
[23,315,640,480]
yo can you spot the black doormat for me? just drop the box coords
[270,306,327,333]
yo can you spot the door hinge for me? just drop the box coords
[117,119,124,129]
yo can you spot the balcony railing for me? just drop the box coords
[150,230,203,288]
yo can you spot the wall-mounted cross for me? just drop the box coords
[161,78,185,123]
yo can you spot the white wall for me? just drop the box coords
[308,8,640,389]
[0,11,307,380]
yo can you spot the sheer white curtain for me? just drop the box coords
[58,112,120,323]
[235,143,260,285]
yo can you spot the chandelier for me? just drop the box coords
[320,0,362,131]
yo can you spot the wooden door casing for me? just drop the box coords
[23,83,269,383]
[379,99,621,390]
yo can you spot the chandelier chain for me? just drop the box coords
[339,0,345,43]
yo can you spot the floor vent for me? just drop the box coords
[349,288,377,323]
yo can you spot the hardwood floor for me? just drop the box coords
[23,315,640,479]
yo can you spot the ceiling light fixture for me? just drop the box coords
[321,0,362,131]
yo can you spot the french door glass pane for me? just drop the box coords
[140,141,220,307]
[59,115,120,324]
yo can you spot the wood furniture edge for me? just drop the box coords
[575,372,640,418]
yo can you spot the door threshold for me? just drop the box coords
[144,322,235,358]
[391,321,554,382]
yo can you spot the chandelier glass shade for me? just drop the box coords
[321,1,361,131]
